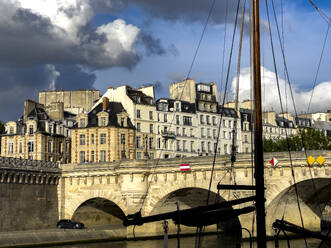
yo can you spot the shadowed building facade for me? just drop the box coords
[71,98,135,163]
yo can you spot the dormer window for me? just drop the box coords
[101,117,106,126]
[29,125,34,135]
[280,121,284,127]
[9,127,14,134]
[120,117,125,127]
[289,122,293,127]
[80,119,85,128]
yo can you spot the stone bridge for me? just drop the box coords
[59,150,331,238]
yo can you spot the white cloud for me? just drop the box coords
[231,66,331,114]
[96,19,140,60]
[0,0,141,68]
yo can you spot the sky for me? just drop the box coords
[0,0,330,121]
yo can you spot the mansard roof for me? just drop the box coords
[218,107,238,118]
[75,102,134,129]
[127,87,155,105]
[156,98,196,113]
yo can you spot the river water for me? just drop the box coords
[50,235,327,248]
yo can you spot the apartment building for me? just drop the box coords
[71,98,135,163]
[1,100,72,162]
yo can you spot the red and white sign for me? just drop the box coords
[269,157,279,167]
[180,163,191,171]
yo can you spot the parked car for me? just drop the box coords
[56,219,84,229]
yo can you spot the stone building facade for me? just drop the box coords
[71,99,135,163]
[1,100,71,162]
[39,89,100,115]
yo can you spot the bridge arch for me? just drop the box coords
[64,190,127,220]
[72,197,126,227]
[143,186,242,238]
[266,177,331,235]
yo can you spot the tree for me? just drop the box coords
[263,128,331,152]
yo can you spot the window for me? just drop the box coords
[164,114,167,122]
[121,117,125,127]
[176,115,180,125]
[9,127,14,134]
[150,153,154,159]
[149,137,154,149]
[245,147,249,153]
[270,128,272,133]
[224,144,228,154]
[201,128,205,137]
[228,120,232,128]
[176,140,180,151]
[121,151,126,159]
[137,123,141,132]
[136,136,141,148]
[29,125,34,135]
[206,115,210,124]
[100,134,106,144]
[90,151,95,162]
[212,116,216,125]
[8,142,13,154]
[190,141,194,152]
[137,109,141,119]
[182,128,186,136]
[101,117,106,126]
[200,115,204,124]
[28,141,34,153]
[149,111,153,120]
[213,129,216,139]
[149,124,153,133]
[121,134,125,144]
[176,127,180,135]
[100,150,106,162]
[48,141,52,153]
[207,128,210,138]
[80,135,85,145]
[183,116,192,126]
[208,142,211,152]
[222,120,226,127]
[19,141,22,153]
[175,102,180,111]
[79,151,85,163]
[91,134,95,145]
[223,131,226,139]
[157,138,161,149]
[80,119,85,128]
[183,140,186,151]
[244,135,248,143]
[137,152,141,159]
[157,113,160,121]
[190,128,193,137]
[201,141,205,152]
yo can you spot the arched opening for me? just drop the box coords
[148,187,242,242]
[266,178,331,235]
[72,197,126,228]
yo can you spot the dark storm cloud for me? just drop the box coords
[125,0,238,24]
[54,65,96,90]
[0,65,97,122]
[0,4,145,69]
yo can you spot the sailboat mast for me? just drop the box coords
[252,0,267,247]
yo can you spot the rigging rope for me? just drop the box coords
[206,0,241,206]
[219,0,229,103]
[270,0,325,221]
[306,25,329,115]
[137,0,217,213]
[308,0,331,26]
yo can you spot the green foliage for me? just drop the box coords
[263,128,331,152]
[0,121,4,134]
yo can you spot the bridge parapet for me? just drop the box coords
[0,157,60,185]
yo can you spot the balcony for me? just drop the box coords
[161,130,176,139]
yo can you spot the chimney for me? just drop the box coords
[102,97,109,111]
